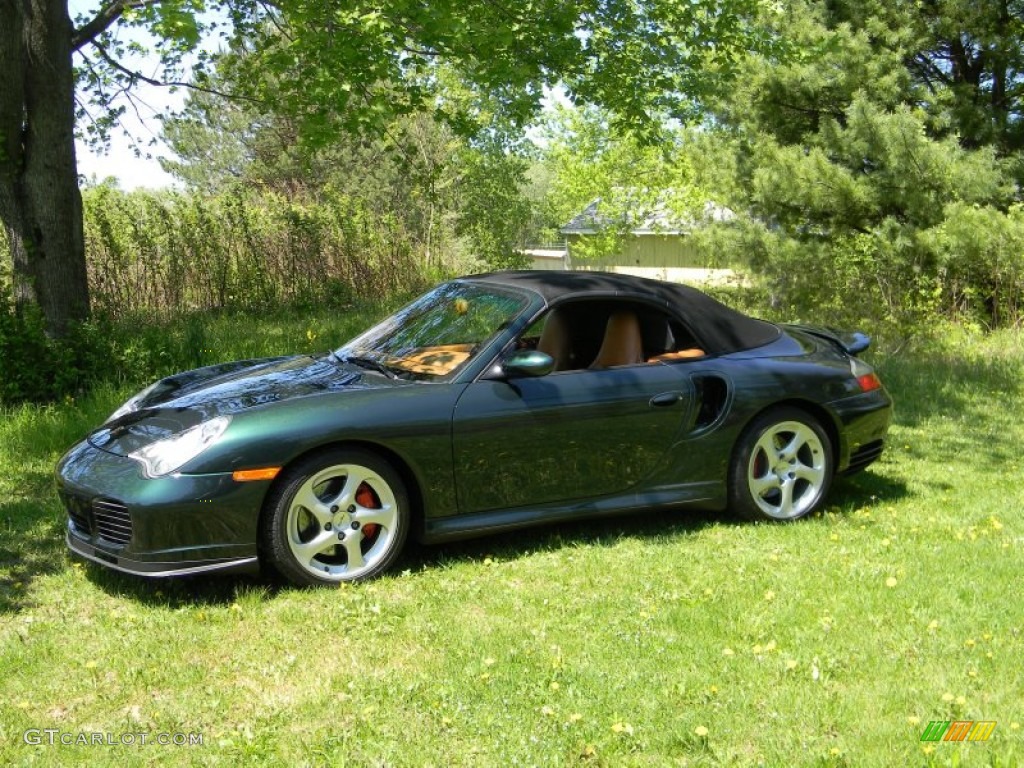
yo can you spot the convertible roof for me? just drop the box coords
[466,270,781,354]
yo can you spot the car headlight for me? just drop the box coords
[107,381,163,423]
[128,416,231,478]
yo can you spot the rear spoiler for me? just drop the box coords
[787,325,872,356]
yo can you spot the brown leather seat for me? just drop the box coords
[589,310,644,369]
[536,308,574,371]
[648,348,705,362]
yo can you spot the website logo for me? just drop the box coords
[920,720,996,742]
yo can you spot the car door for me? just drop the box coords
[451,363,693,514]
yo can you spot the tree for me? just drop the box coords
[701,0,1024,329]
[1,0,780,336]
[1,0,206,335]
[2,0,87,335]
[534,104,707,259]
[160,58,535,268]
[831,0,1024,155]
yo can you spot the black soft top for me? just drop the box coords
[466,270,781,355]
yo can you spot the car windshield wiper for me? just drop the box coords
[339,354,399,380]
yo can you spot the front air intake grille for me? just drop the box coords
[62,492,93,535]
[92,499,133,546]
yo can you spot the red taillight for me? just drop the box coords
[857,372,882,392]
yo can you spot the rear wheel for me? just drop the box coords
[261,449,409,585]
[729,407,833,522]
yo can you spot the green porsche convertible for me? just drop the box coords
[57,270,892,585]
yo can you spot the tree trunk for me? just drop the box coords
[0,0,88,336]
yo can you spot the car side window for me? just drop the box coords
[648,318,706,363]
[516,301,706,372]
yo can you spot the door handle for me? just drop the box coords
[649,391,682,407]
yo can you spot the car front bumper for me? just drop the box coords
[56,439,267,577]
[65,533,258,577]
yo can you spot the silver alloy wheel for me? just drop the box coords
[285,463,399,581]
[746,420,827,520]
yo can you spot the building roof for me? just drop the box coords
[560,198,734,236]
[520,248,567,261]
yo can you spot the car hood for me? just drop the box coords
[89,355,399,456]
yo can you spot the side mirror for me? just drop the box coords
[503,349,554,378]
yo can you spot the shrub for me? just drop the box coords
[0,290,118,406]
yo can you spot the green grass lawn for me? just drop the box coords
[1,312,1021,767]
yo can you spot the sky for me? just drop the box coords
[75,88,180,191]
[71,0,190,190]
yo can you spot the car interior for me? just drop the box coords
[521,300,706,372]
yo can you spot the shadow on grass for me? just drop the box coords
[0,498,66,614]
[39,464,910,609]
[0,456,71,613]
[875,349,1023,482]
[877,349,1022,429]
[81,564,277,608]
[77,507,733,608]
[828,468,910,509]
[404,504,735,575]
[404,467,910,575]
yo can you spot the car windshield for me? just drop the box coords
[335,281,530,380]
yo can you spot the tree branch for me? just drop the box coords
[771,99,845,123]
[90,41,268,108]
[908,51,952,94]
[71,0,156,52]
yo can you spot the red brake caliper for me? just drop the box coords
[355,482,380,540]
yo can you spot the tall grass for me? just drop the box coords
[82,185,465,318]
[3,181,460,406]
[106,300,404,386]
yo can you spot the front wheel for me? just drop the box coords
[729,407,833,522]
[261,449,409,585]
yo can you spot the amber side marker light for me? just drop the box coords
[232,467,282,482]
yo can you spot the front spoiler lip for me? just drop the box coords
[67,533,259,578]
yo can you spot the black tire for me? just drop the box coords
[729,407,833,522]
[261,448,409,586]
